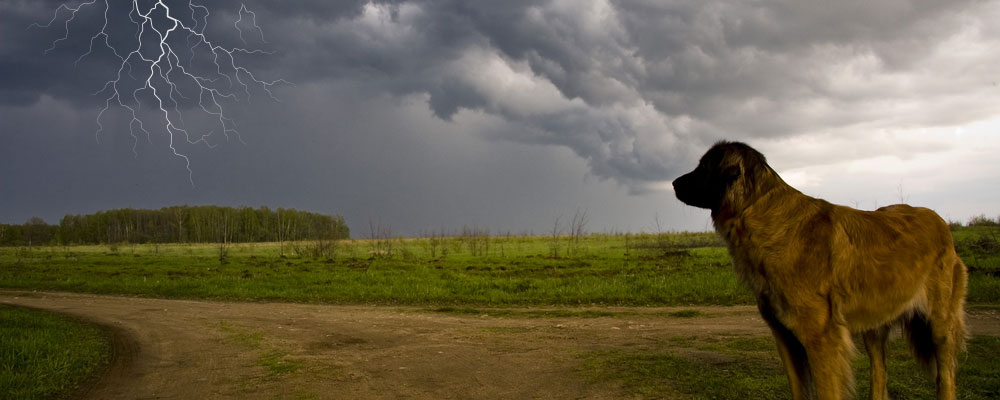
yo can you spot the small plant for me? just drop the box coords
[423,228,443,258]
[307,238,337,259]
[668,309,703,318]
[288,241,304,257]
[567,208,589,258]
[218,242,230,265]
[366,218,393,259]
[399,246,416,261]
[548,215,562,258]
[13,246,33,265]
[461,225,490,257]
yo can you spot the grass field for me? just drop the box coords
[1,227,998,398]
[582,335,1000,399]
[1,228,998,306]
[0,305,110,400]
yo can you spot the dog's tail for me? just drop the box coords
[904,257,969,381]
[903,311,938,378]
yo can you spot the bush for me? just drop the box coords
[962,235,1000,256]
[968,214,999,227]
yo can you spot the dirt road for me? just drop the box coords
[3,291,999,399]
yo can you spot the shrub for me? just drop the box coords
[968,214,999,227]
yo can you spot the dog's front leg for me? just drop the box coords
[796,313,856,400]
[759,298,814,399]
[769,322,814,399]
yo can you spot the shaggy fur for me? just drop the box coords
[673,141,967,400]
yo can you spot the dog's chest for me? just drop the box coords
[719,218,800,297]
[727,246,771,295]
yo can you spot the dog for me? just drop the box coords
[672,141,967,400]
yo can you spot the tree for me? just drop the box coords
[23,216,51,247]
[2,206,349,246]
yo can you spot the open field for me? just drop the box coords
[1,229,998,306]
[2,292,999,399]
[2,228,998,398]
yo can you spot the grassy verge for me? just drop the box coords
[0,227,996,306]
[581,335,1000,399]
[0,305,110,400]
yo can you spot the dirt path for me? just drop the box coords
[3,291,999,399]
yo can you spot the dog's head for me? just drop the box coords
[672,141,772,212]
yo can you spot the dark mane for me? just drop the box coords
[709,140,769,168]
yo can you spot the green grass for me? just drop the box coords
[668,309,703,318]
[215,321,303,377]
[1,227,996,306]
[0,234,751,306]
[581,335,788,399]
[0,305,110,400]
[954,226,1000,303]
[581,335,1000,399]
[427,306,711,319]
[429,306,622,318]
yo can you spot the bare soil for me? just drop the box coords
[3,291,999,400]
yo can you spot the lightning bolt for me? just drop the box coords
[31,1,290,185]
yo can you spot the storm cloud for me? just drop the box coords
[245,0,1000,186]
[2,0,999,233]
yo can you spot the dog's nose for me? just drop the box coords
[672,175,686,191]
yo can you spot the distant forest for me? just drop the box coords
[0,206,349,246]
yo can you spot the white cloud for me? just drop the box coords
[450,47,584,117]
[759,115,1000,220]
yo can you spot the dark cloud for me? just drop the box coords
[231,0,999,188]
[2,0,999,232]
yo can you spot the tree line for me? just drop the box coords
[0,206,349,246]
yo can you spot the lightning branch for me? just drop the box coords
[31,0,289,185]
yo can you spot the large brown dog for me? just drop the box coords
[673,141,967,400]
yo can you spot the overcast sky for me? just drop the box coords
[1,0,999,235]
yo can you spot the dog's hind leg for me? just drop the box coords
[932,327,959,400]
[862,326,891,400]
[903,309,963,400]
[931,259,968,400]
[917,258,968,400]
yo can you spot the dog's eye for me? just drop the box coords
[723,166,740,178]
